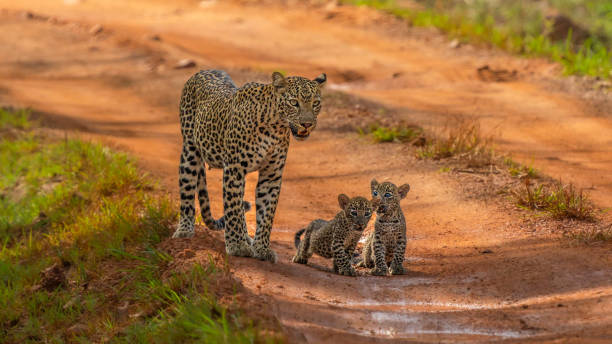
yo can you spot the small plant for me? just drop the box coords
[564,223,612,243]
[359,123,422,143]
[416,120,495,167]
[0,107,32,130]
[505,157,538,178]
[513,177,596,221]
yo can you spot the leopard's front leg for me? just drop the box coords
[371,230,388,276]
[222,163,253,257]
[252,158,286,262]
[332,231,356,277]
[389,233,406,275]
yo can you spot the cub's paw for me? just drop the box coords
[389,263,404,275]
[172,228,194,239]
[338,266,356,277]
[226,241,254,257]
[253,245,277,263]
[292,255,307,264]
[370,267,388,276]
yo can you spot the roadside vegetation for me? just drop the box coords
[361,116,608,241]
[343,0,611,79]
[0,108,273,343]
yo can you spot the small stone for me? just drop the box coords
[63,296,80,310]
[89,24,103,35]
[480,249,493,254]
[22,11,34,19]
[174,59,196,69]
[148,34,161,41]
[66,324,87,335]
[449,38,461,49]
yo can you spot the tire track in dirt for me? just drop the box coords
[0,1,611,342]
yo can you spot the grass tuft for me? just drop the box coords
[512,177,597,221]
[416,120,495,167]
[359,123,423,143]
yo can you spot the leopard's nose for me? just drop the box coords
[301,123,313,129]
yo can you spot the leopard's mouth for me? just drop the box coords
[290,124,311,140]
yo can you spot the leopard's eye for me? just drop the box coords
[289,99,299,107]
[350,210,358,217]
[372,191,378,196]
[313,100,320,107]
[384,192,392,198]
[365,212,371,217]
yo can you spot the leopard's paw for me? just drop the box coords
[226,240,254,257]
[370,267,388,276]
[338,266,356,277]
[292,255,307,264]
[389,262,404,275]
[253,245,277,263]
[172,224,194,238]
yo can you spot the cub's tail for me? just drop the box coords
[294,228,306,248]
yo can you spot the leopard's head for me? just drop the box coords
[271,71,326,141]
[338,194,377,231]
[370,179,410,215]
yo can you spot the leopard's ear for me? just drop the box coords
[272,71,287,94]
[314,73,326,87]
[338,194,350,210]
[370,179,379,193]
[398,184,410,199]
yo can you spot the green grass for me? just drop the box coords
[343,0,611,79]
[416,120,495,167]
[504,157,538,178]
[0,108,271,343]
[512,177,597,221]
[359,123,422,143]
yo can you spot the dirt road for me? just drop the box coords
[1,0,610,342]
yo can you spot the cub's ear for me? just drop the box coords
[398,184,411,199]
[370,179,379,193]
[338,193,350,210]
[272,71,287,94]
[314,73,326,87]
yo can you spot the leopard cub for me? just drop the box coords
[358,179,410,276]
[292,194,377,276]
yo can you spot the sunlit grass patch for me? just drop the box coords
[512,177,597,221]
[416,120,495,167]
[359,123,423,143]
[342,0,612,79]
[0,109,271,343]
[0,107,32,130]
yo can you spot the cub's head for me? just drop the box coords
[337,194,378,231]
[371,179,410,215]
[271,71,326,141]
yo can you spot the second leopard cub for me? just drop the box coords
[358,179,410,276]
[293,194,377,276]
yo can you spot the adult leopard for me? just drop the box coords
[172,70,326,263]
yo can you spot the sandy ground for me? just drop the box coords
[0,0,611,342]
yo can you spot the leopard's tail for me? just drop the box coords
[294,228,306,249]
[213,201,251,230]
